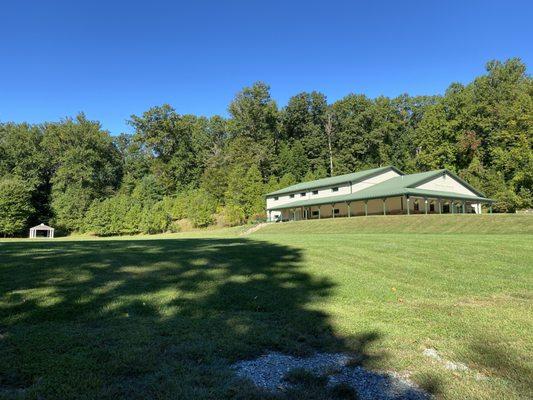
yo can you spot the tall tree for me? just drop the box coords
[114,133,151,195]
[227,82,279,177]
[414,58,532,211]
[0,177,34,236]
[225,164,265,219]
[42,114,122,231]
[129,105,199,193]
[331,94,377,173]
[0,123,50,223]
[282,92,329,172]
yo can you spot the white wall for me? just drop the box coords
[266,192,304,209]
[416,173,477,196]
[266,169,399,211]
[266,182,351,210]
[312,182,351,198]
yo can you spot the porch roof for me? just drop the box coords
[267,171,493,210]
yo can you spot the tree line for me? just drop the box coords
[0,58,531,236]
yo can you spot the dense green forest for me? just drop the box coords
[0,59,531,236]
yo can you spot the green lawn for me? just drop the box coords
[1,215,532,399]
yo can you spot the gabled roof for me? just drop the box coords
[352,169,487,198]
[30,223,54,230]
[408,169,486,198]
[266,166,402,196]
[267,168,493,210]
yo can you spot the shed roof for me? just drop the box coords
[267,169,493,210]
[266,166,401,196]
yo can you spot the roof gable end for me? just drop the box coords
[409,169,486,197]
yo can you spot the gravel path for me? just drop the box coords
[232,352,430,400]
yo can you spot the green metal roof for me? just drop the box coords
[267,169,493,210]
[266,166,401,196]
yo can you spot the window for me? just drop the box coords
[289,194,295,198]
[414,201,419,211]
[273,196,278,201]
[300,192,306,197]
[312,190,318,195]
[430,203,435,212]
[312,210,320,217]
[331,187,339,192]
[333,208,340,215]
[443,204,450,213]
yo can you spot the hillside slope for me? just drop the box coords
[256,214,533,235]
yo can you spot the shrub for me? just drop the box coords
[218,204,246,227]
[187,189,217,227]
[122,201,143,235]
[84,195,135,236]
[140,201,171,234]
[175,218,194,232]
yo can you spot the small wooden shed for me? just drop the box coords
[29,223,55,239]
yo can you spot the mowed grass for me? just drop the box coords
[0,215,532,399]
[259,214,533,235]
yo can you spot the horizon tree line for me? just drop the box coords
[0,58,531,236]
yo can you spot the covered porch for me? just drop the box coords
[270,194,493,222]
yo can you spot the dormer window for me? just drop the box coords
[273,196,278,201]
[290,194,295,198]
[312,190,318,195]
[332,187,339,192]
[300,192,306,197]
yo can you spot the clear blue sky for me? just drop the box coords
[1,0,531,136]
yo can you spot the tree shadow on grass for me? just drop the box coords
[467,335,533,398]
[0,238,436,399]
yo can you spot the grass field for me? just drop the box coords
[1,215,532,399]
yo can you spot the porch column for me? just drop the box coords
[347,202,351,217]
[451,202,455,214]
[382,198,387,215]
[462,201,466,214]
[424,198,428,215]
[489,204,493,214]
[318,206,321,219]
[406,196,410,215]
[364,200,368,216]
[268,210,272,222]
[331,203,335,218]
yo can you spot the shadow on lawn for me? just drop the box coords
[0,238,440,399]
[468,335,533,398]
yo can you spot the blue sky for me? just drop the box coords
[1,0,531,135]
